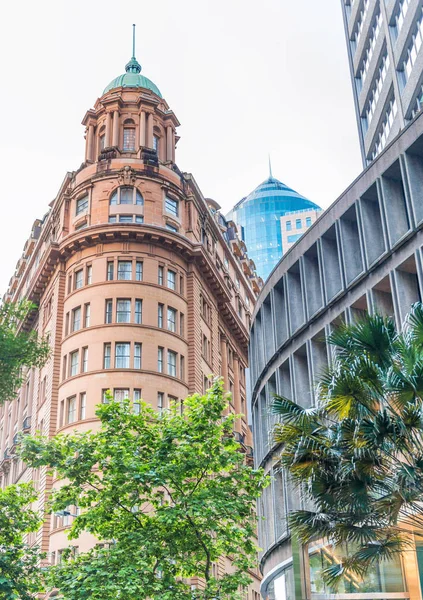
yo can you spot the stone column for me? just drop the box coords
[166,126,173,161]
[146,113,154,148]
[172,130,176,163]
[233,354,242,433]
[112,110,119,147]
[139,111,146,146]
[105,112,112,148]
[86,125,95,162]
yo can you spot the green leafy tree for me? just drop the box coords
[21,379,268,600]
[0,300,50,404]
[273,303,423,588]
[0,483,44,599]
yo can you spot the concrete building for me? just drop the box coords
[249,113,423,599]
[341,0,423,166]
[0,40,263,596]
[280,208,322,254]
[227,174,321,281]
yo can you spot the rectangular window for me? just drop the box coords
[65,312,70,336]
[165,196,179,218]
[158,265,164,285]
[136,261,143,281]
[180,313,184,337]
[134,343,142,369]
[167,307,176,332]
[80,393,86,420]
[286,221,292,231]
[133,389,142,415]
[72,307,81,332]
[153,135,159,152]
[296,219,302,229]
[167,270,176,290]
[116,299,131,323]
[158,347,164,373]
[76,195,88,216]
[74,270,83,290]
[67,396,77,424]
[70,351,79,377]
[306,217,312,227]
[180,275,184,296]
[107,261,114,281]
[123,128,136,151]
[158,304,164,328]
[117,261,132,281]
[114,388,130,402]
[135,215,144,224]
[82,347,88,373]
[157,392,164,414]
[120,188,133,204]
[86,265,92,285]
[135,299,142,324]
[108,216,117,223]
[166,223,178,232]
[105,300,113,324]
[62,356,67,381]
[119,215,133,223]
[168,350,177,377]
[103,344,111,369]
[180,355,185,381]
[84,303,90,327]
[115,343,130,369]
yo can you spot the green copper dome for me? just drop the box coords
[103,55,162,97]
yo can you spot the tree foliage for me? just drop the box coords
[0,300,50,404]
[273,303,423,588]
[21,379,268,599]
[0,483,44,600]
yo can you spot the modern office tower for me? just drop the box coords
[0,39,262,594]
[250,112,423,599]
[341,0,423,166]
[227,174,321,281]
[280,208,322,253]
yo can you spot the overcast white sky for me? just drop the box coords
[0,0,362,294]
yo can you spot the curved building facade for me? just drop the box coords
[228,176,321,281]
[250,113,423,600]
[0,44,262,595]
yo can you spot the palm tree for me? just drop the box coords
[273,302,423,588]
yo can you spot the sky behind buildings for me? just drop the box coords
[0,0,363,293]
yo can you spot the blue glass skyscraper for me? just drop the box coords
[228,175,321,281]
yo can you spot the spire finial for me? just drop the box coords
[132,23,136,59]
[268,155,273,179]
[125,24,142,74]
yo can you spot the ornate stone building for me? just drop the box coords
[1,39,263,596]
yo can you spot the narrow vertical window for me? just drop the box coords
[67,397,77,424]
[123,129,136,151]
[74,270,83,290]
[120,187,133,204]
[158,347,164,373]
[133,389,142,415]
[76,195,88,216]
[134,343,142,369]
[180,355,185,381]
[107,261,114,281]
[103,344,111,369]
[158,304,164,328]
[180,313,184,337]
[158,266,164,285]
[70,351,79,377]
[167,270,176,290]
[105,300,113,324]
[135,261,143,281]
[165,196,179,218]
[86,265,92,285]
[72,307,81,332]
[82,347,88,373]
[168,350,177,377]
[84,303,90,328]
[80,393,86,420]
[167,307,176,332]
[135,300,142,324]
[157,392,164,414]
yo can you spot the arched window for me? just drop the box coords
[123,119,136,152]
[110,187,143,206]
